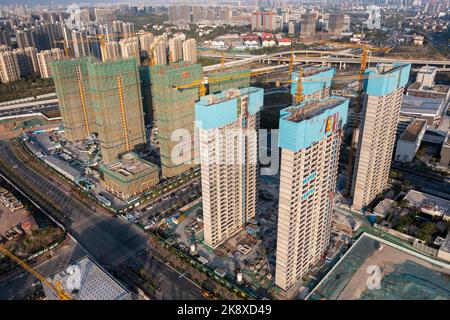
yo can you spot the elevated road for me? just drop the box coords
[201,50,450,72]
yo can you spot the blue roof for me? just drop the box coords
[279,96,349,152]
[364,63,411,96]
[195,87,264,129]
[291,66,336,97]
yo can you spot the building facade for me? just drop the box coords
[195,87,263,248]
[183,38,197,63]
[150,62,202,177]
[275,96,349,292]
[290,66,335,103]
[351,63,411,211]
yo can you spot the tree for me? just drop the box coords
[416,221,436,244]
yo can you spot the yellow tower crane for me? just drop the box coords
[0,245,72,300]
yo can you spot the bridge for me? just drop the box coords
[201,50,450,73]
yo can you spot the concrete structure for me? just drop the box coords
[150,62,202,177]
[352,63,411,211]
[400,95,447,128]
[440,132,450,167]
[300,12,317,37]
[290,66,335,103]
[43,155,82,182]
[403,190,450,222]
[52,58,96,142]
[43,256,131,300]
[407,81,450,102]
[88,58,146,163]
[416,66,437,87]
[275,96,349,292]
[328,13,345,35]
[183,39,197,63]
[195,87,263,249]
[36,48,64,78]
[101,153,159,199]
[0,50,20,83]
[373,198,396,218]
[395,119,427,163]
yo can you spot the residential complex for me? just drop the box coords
[195,87,263,249]
[52,57,146,162]
[275,96,349,292]
[351,63,411,211]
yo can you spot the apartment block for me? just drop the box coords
[290,66,335,103]
[169,36,183,63]
[150,62,202,177]
[0,50,20,83]
[351,63,411,211]
[183,38,197,63]
[195,87,264,249]
[275,96,349,292]
[88,58,147,163]
[37,48,64,78]
[52,58,96,142]
[301,12,317,37]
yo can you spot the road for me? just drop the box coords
[0,141,204,299]
[128,249,206,300]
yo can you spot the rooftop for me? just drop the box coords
[46,256,130,300]
[302,66,334,77]
[408,82,450,94]
[286,97,344,123]
[198,87,261,106]
[307,233,450,300]
[399,119,427,143]
[401,95,445,116]
[104,153,158,178]
[404,190,450,218]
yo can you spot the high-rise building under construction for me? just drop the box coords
[150,61,202,177]
[88,58,147,163]
[290,66,335,103]
[351,63,411,211]
[52,58,96,141]
[195,87,263,249]
[53,58,146,163]
[275,96,349,292]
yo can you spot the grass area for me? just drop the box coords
[0,76,54,103]
[114,12,168,30]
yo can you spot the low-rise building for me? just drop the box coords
[403,190,450,222]
[43,256,131,300]
[395,119,427,163]
[400,95,447,128]
[100,152,159,200]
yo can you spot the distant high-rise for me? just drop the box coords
[0,50,20,83]
[119,37,140,63]
[138,32,154,58]
[37,48,64,78]
[0,29,12,47]
[351,63,411,211]
[71,30,90,58]
[150,62,202,177]
[88,58,147,163]
[301,12,317,37]
[182,39,197,63]
[153,39,167,66]
[169,36,183,63]
[12,47,38,77]
[275,96,349,292]
[101,41,121,62]
[251,11,276,31]
[328,13,345,35]
[195,87,263,248]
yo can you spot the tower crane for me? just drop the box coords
[0,245,72,300]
